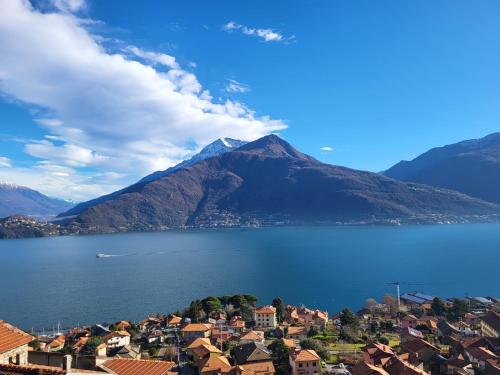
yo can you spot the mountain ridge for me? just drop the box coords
[384,132,500,204]
[59,134,499,234]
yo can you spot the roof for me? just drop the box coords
[287,326,307,335]
[192,343,222,357]
[187,338,211,349]
[100,358,175,375]
[481,312,500,333]
[293,349,321,362]
[232,342,270,365]
[384,356,429,375]
[282,339,296,348]
[401,339,440,353]
[352,362,390,375]
[181,323,212,332]
[167,315,182,325]
[0,363,66,375]
[240,331,264,342]
[0,320,34,354]
[198,355,232,373]
[255,306,276,314]
[466,347,499,361]
[238,361,276,375]
[365,342,395,357]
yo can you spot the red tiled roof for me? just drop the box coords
[0,320,34,354]
[255,306,276,314]
[238,360,276,375]
[100,358,175,375]
[181,323,212,332]
[293,349,321,362]
[0,363,65,374]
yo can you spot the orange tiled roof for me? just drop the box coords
[294,349,321,362]
[287,326,307,335]
[187,337,211,349]
[192,343,222,357]
[255,306,276,314]
[0,320,34,354]
[240,331,264,341]
[100,358,175,375]
[352,362,390,375]
[47,335,65,349]
[282,339,296,348]
[181,323,212,332]
[198,355,232,373]
[238,360,276,375]
[167,315,182,325]
[116,321,131,330]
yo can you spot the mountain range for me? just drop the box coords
[0,182,74,219]
[54,134,499,234]
[384,133,500,204]
[61,138,246,217]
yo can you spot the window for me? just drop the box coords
[299,363,303,368]
[313,362,316,367]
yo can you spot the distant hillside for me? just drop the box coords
[60,135,499,234]
[384,133,500,204]
[0,182,74,219]
[60,138,246,218]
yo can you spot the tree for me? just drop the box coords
[447,299,467,321]
[109,324,118,331]
[365,298,377,310]
[148,346,160,358]
[379,337,389,345]
[239,302,254,322]
[82,336,103,355]
[202,297,222,315]
[299,339,328,360]
[431,297,446,317]
[187,300,205,322]
[340,308,359,327]
[308,326,320,337]
[268,340,290,375]
[272,297,286,323]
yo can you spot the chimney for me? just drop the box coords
[63,354,72,371]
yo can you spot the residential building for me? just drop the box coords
[481,312,500,338]
[239,331,265,345]
[286,326,308,341]
[255,306,277,329]
[232,342,272,365]
[0,320,34,365]
[352,362,390,375]
[289,349,321,375]
[400,339,441,364]
[181,323,212,341]
[99,358,175,375]
[235,360,276,375]
[198,355,233,374]
[363,343,395,366]
[464,347,499,371]
[103,330,130,349]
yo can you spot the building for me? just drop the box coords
[232,342,272,365]
[198,355,233,374]
[235,360,276,375]
[254,306,277,329]
[352,361,390,375]
[363,343,395,366]
[99,358,175,375]
[0,320,34,365]
[400,339,441,364]
[481,312,500,338]
[103,330,130,349]
[464,347,499,371]
[239,331,265,345]
[286,326,308,341]
[181,323,212,341]
[289,349,321,375]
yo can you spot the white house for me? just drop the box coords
[254,306,277,329]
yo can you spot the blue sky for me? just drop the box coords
[0,0,499,200]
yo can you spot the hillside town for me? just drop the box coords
[1,293,499,375]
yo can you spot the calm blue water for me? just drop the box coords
[1,224,499,331]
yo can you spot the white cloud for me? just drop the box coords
[0,157,11,168]
[225,79,250,94]
[320,146,334,152]
[51,0,86,12]
[0,0,286,200]
[125,46,179,69]
[222,21,293,43]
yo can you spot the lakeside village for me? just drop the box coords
[1,293,500,375]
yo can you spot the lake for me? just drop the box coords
[1,224,499,331]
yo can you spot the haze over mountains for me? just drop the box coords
[384,133,500,204]
[55,135,498,234]
[0,182,74,219]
